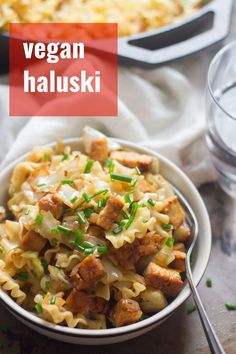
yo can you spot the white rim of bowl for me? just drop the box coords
[0,137,212,337]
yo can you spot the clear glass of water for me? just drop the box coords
[206,41,236,197]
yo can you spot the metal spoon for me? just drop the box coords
[174,187,226,354]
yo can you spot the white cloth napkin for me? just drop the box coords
[0,61,218,186]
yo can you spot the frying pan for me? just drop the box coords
[0,0,233,72]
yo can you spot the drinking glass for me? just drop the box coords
[206,41,236,197]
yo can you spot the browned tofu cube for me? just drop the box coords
[139,232,164,257]
[70,255,105,290]
[38,194,65,219]
[110,299,142,327]
[110,151,152,172]
[65,289,92,315]
[136,179,155,193]
[170,250,186,272]
[90,138,108,163]
[163,196,185,229]
[144,262,183,297]
[90,297,108,314]
[21,230,47,253]
[96,195,124,230]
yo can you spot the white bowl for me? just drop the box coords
[0,138,211,345]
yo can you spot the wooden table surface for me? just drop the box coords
[0,183,235,354]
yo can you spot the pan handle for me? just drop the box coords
[118,0,233,66]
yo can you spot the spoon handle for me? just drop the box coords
[186,264,226,354]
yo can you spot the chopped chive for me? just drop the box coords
[50,295,56,305]
[139,314,149,321]
[135,166,141,175]
[62,153,68,161]
[110,173,132,183]
[70,196,78,204]
[125,202,138,229]
[162,223,172,230]
[131,178,138,187]
[97,197,109,209]
[147,198,156,206]
[91,189,109,198]
[187,304,197,314]
[225,304,236,310]
[57,225,72,234]
[35,214,43,223]
[166,238,174,247]
[120,210,129,219]
[35,303,43,315]
[50,228,58,235]
[74,230,84,242]
[16,272,28,281]
[84,159,94,173]
[112,225,123,234]
[77,212,86,225]
[0,247,3,254]
[97,245,108,254]
[84,248,95,255]
[206,278,212,288]
[43,153,50,162]
[44,280,50,292]
[25,209,30,215]
[82,193,91,203]
[80,241,94,249]
[50,239,58,247]
[83,207,94,219]
[104,158,112,167]
[124,192,132,204]
[40,258,48,274]
[37,183,46,187]
[104,158,115,173]
[61,179,74,186]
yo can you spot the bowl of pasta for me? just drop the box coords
[0,127,211,344]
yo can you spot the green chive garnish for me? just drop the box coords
[50,296,56,305]
[135,167,141,175]
[50,240,58,247]
[74,230,84,242]
[125,202,138,229]
[0,247,3,254]
[37,183,46,187]
[82,193,91,203]
[61,179,74,186]
[62,153,68,161]
[70,196,78,204]
[162,223,172,230]
[124,192,132,204]
[110,173,133,183]
[97,245,108,254]
[16,272,28,281]
[50,228,58,235]
[131,178,138,187]
[166,238,174,247]
[40,258,48,274]
[84,159,94,173]
[77,212,86,225]
[84,248,95,255]
[83,207,94,219]
[35,214,43,223]
[120,210,129,219]
[91,189,109,198]
[147,198,156,206]
[43,154,50,162]
[104,158,115,173]
[97,197,109,209]
[44,280,50,292]
[112,225,123,234]
[187,304,197,314]
[57,225,72,234]
[225,304,236,310]
[35,304,43,315]
[206,278,212,288]
[80,241,94,249]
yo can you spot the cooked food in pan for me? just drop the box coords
[0,127,191,329]
[0,0,209,36]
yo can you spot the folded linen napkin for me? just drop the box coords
[0,62,217,186]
